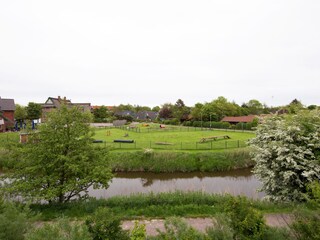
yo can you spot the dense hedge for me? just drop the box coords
[182,120,257,130]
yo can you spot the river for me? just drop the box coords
[88,168,265,199]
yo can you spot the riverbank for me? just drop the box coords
[109,148,253,172]
[30,191,295,221]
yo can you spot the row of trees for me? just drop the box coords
[15,97,316,125]
[15,102,42,122]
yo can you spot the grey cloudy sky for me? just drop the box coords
[1,0,319,107]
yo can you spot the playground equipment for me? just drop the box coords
[113,139,134,143]
[199,135,230,143]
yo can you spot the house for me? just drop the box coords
[114,110,136,119]
[136,111,158,121]
[221,115,257,125]
[40,96,91,122]
[0,97,15,132]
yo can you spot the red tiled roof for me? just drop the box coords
[91,106,114,110]
[221,115,257,123]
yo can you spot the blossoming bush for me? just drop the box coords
[249,110,320,201]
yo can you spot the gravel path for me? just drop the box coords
[122,214,293,236]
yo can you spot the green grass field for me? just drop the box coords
[93,126,255,151]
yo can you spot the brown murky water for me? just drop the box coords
[88,168,264,199]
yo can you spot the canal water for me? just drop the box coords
[88,168,264,199]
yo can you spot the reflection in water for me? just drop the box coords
[88,168,265,199]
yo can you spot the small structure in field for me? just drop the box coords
[199,135,230,143]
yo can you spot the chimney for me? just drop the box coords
[58,96,61,101]
[64,96,66,102]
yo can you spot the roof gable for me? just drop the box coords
[0,98,15,111]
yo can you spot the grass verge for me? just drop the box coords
[109,148,253,172]
[30,192,297,221]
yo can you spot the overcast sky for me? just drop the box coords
[1,0,319,108]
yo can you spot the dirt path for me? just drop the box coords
[122,214,293,236]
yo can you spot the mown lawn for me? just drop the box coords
[93,126,255,151]
[0,126,255,151]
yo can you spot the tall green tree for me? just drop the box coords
[158,103,173,119]
[249,110,320,201]
[26,102,42,120]
[244,99,264,115]
[1,105,113,203]
[190,103,203,121]
[92,106,108,122]
[14,104,27,122]
[172,99,190,122]
[287,99,304,114]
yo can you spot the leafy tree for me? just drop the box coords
[152,106,160,112]
[14,104,27,122]
[115,104,135,112]
[26,102,42,120]
[172,99,190,122]
[1,105,113,203]
[92,106,108,122]
[190,103,204,121]
[244,99,264,115]
[287,99,304,114]
[134,105,151,112]
[307,105,318,110]
[158,103,173,120]
[249,110,320,201]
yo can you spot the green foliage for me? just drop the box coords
[249,110,320,201]
[152,217,207,240]
[0,198,31,240]
[158,103,173,120]
[225,196,266,240]
[26,218,91,240]
[1,105,113,203]
[93,106,109,123]
[30,191,295,222]
[243,99,264,115]
[290,210,320,240]
[26,102,42,120]
[130,221,146,240]
[206,214,234,240]
[109,149,253,172]
[85,207,129,240]
[15,104,27,121]
[306,181,320,207]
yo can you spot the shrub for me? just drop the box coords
[290,211,320,240]
[85,207,129,240]
[249,111,320,201]
[130,221,146,240]
[153,217,206,240]
[225,196,266,240]
[0,198,31,240]
[26,218,91,240]
[206,214,234,240]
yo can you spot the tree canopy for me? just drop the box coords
[1,105,113,203]
[26,102,42,120]
[249,110,320,201]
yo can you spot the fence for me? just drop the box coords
[111,126,254,134]
[100,139,248,150]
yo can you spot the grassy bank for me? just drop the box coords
[0,130,254,173]
[109,148,253,172]
[30,192,295,221]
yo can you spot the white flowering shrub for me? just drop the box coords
[249,110,320,201]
